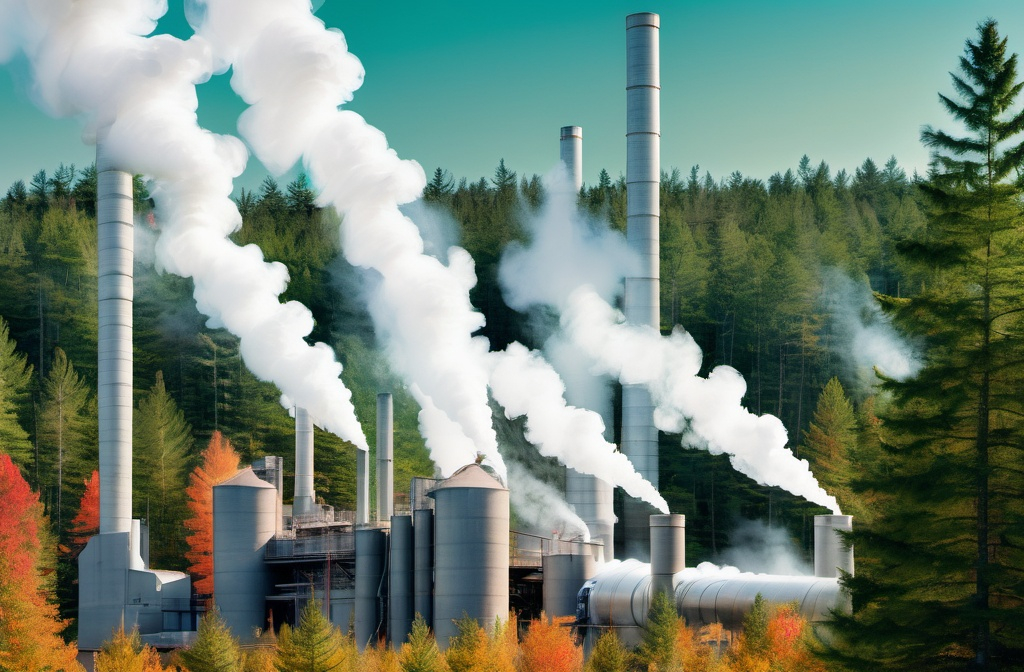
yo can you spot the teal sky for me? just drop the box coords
[2,1,1023,194]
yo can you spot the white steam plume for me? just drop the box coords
[0,0,368,449]
[506,461,590,541]
[822,269,922,390]
[718,518,810,576]
[564,287,840,514]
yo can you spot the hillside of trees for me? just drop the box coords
[1,17,1022,671]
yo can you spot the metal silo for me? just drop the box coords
[622,12,661,558]
[413,508,434,625]
[213,468,277,643]
[389,515,414,646]
[430,463,509,648]
[814,515,854,578]
[355,527,388,650]
[559,125,583,192]
[542,541,597,618]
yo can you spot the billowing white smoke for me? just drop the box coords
[496,170,838,514]
[490,343,668,512]
[506,461,590,541]
[193,0,506,480]
[0,0,369,450]
[822,269,922,390]
[718,518,810,576]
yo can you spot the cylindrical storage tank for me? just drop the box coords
[213,469,277,643]
[814,515,854,578]
[293,407,315,517]
[389,515,414,647]
[355,527,388,650]
[356,449,370,526]
[96,143,134,536]
[413,508,434,625]
[429,464,509,648]
[376,393,394,524]
[621,11,661,561]
[559,125,583,192]
[543,547,597,618]
[650,514,685,597]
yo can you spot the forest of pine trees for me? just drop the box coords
[0,17,1022,671]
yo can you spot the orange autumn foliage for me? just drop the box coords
[0,453,81,670]
[183,431,240,595]
[516,614,582,672]
[68,470,99,548]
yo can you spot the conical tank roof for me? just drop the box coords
[428,463,506,495]
[217,467,275,489]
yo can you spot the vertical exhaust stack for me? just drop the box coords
[560,126,583,192]
[622,12,661,558]
[814,515,854,578]
[356,450,370,526]
[293,407,316,517]
[97,142,134,537]
[649,514,684,598]
[376,393,394,524]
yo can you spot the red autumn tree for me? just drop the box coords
[516,614,582,672]
[68,470,99,550]
[0,452,81,670]
[183,431,240,595]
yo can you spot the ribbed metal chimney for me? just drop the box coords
[293,407,316,517]
[97,143,134,536]
[356,449,369,526]
[560,125,583,192]
[650,514,684,597]
[622,12,661,557]
[814,514,854,578]
[376,393,394,524]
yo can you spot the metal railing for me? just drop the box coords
[265,533,355,560]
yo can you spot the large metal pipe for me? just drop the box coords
[650,514,685,597]
[389,515,414,646]
[413,508,434,625]
[97,143,134,536]
[814,515,854,578]
[621,12,661,559]
[356,449,369,526]
[355,527,388,650]
[376,393,394,524]
[213,469,277,643]
[560,125,583,192]
[293,407,315,517]
[430,464,509,648]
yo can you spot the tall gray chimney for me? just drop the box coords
[814,515,854,578]
[621,12,661,558]
[293,407,315,517]
[97,143,134,536]
[376,393,394,524]
[560,125,583,192]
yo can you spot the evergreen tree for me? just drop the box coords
[398,615,446,672]
[95,626,166,672]
[834,20,1024,670]
[184,432,240,595]
[134,371,193,570]
[0,317,33,474]
[634,590,682,672]
[423,168,454,202]
[274,597,351,672]
[583,630,627,672]
[178,607,241,672]
[801,377,860,517]
[286,173,318,218]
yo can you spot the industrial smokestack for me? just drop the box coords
[649,514,684,597]
[97,143,134,536]
[293,407,316,517]
[559,126,583,192]
[814,514,854,578]
[356,450,369,526]
[376,393,394,524]
[621,12,661,558]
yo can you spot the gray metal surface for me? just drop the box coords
[97,143,134,536]
[355,527,388,650]
[565,468,614,561]
[650,514,685,597]
[376,393,394,523]
[213,469,277,643]
[429,464,509,648]
[389,515,414,646]
[413,508,434,625]
[814,515,854,578]
[357,448,370,526]
[622,13,661,559]
[559,125,583,192]
[293,407,315,516]
[543,549,597,618]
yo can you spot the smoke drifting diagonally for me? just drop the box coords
[194,0,504,479]
[0,0,368,450]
